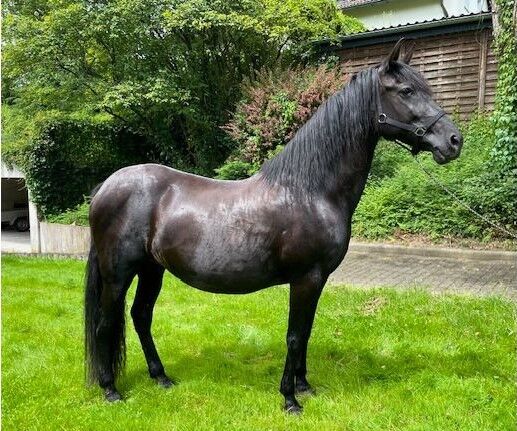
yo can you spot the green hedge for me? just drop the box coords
[24,120,148,217]
[491,0,517,177]
[46,201,90,226]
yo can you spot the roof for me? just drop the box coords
[316,12,493,50]
[339,0,490,30]
[339,0,385,8]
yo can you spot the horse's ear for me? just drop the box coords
[381,38,405,72]
[400,39,415,64]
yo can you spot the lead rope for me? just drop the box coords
[393,139,517,240]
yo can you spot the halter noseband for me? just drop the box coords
[376,80,445,154]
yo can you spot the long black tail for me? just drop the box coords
[84,243,126,385]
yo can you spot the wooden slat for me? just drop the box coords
[336,28,497,118]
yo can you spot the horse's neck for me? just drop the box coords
[326,135,378,212]
[319,81,379,212]
[260,74,379,207]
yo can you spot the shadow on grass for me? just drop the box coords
[118,339,502,396]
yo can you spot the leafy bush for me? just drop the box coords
[491,0,517,177]
[24,120,148,217]
[369,138,413,181]
[214,161,255,180]
[354,114,517,240]
[46,201,90,226]
[217,65,349,178]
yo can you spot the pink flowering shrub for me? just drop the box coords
[216,65,349,179]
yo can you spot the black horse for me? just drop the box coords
[85,40,462,413]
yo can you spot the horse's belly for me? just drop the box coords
[157,226,283,293]
[176,270,281,294]
[171,249,282,294]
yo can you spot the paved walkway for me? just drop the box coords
[2,234,516,299]
[330,244,517,300]
[1,229,31,253]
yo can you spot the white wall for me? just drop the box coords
[346,0,489,30]
[39,222,90,255]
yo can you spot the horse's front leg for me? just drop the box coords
[280,269,325,414]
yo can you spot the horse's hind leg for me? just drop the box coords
[131,263,173,387]
[97,277,133,401]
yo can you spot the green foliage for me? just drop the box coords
[1,104,38,168]
[3,0,363,176]
[461,113,517,231]
[217,65,349,179]
[368,138,413,181]
[46,200,90,226]
[23,120,147,217]
[354,114,517,240]
[491,0,517,175]
[214,160,255,180]
[354,165,474,239]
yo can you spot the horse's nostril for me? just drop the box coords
[450,134,461,147]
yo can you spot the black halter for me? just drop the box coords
[376,81,446,155]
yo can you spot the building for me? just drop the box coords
[339,0,490,30]
[1,162,40,252]
[322,0,496,117]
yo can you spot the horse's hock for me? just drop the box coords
[39,222,90,254]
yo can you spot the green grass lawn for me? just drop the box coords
[2,256,516,431]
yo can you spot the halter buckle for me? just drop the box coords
[415,127,426,137]
[378,113,387,124]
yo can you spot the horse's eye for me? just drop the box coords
[400,87,414,96]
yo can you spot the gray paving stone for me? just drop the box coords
[329,250,517,300]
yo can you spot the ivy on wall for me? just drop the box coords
[491,0,517,175]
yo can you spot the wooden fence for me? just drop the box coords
[336,29,496,118]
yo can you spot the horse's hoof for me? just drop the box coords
[154,374,174,388]
[284,399,303,415]
[104,388,122,402]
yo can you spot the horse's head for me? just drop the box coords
[377,39,462,164]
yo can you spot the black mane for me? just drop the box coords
[260,67,380,193]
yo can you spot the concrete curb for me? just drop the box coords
[3,242,516,263]
[348,241,517,262]
[2,252,87,260]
